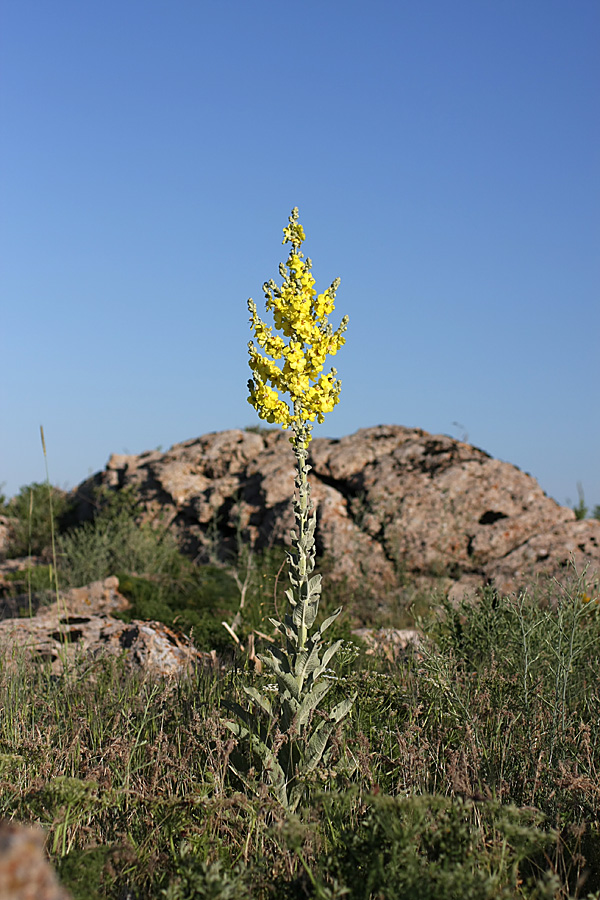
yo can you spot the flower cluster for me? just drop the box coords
[247,208,348,434]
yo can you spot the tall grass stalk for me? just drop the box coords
[40,425,71,666]
[27,486,34,618]
[40,426,61,604]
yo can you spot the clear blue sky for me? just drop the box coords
[1,0,598,510]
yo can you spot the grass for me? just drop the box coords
[1,483,600,897]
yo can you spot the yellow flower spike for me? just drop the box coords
[247,209,347,438]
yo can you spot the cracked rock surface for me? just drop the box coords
[0,576,217,677]
[71,425,600,600]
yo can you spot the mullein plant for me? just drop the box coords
[226,208,354,812]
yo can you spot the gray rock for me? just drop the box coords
[0,820,72,900]
[71,425,600,602]
[0,576,216,677]
[352,627,423,662]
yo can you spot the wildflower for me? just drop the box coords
[247,207,348,438]
[229,209,354,812]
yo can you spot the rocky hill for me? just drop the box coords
[71,425,600,602]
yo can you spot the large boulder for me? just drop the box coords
[71,426,600,600]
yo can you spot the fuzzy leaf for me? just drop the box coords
[295,680,332,727]
[259,659,301,702]
[260,650,296,689]
[299,639,323,682]
[264,643,296,676]
[293,593,320,632]
[291,597,305,630]
[242,733,288,807]
[295,646,327,691]
[224,703,272,747]
[243,686,273,717]
[250,737,286,786]
[329,693,356,724]
[304,602,320,631]
[224,720,248,740]
[275,674,301,707]
[269,617,297,647]
[307,573,322,595]
[294,647,310,681]
[316,607,342,637]
[320,639,343,671]
[303,720,335,772]
[307,640,343,687]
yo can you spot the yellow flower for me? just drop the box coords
[247,209,348,438]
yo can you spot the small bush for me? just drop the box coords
[57,487,184,587]
[425,578,600,718]
[4,482,72,558]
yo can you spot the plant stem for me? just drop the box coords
[289,407,317,652]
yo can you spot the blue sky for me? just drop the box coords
[1,0,598,510]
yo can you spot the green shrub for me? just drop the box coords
[0,564,56,613]
[163,853,251,900]
[57,845,121,900]
[424,577,600,711]
[57,487,184,587]
[4,482,72,558]
[319,793,557,900]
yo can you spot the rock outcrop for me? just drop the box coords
[72,425,599,601]
[0,576,217,677]
[0,820,72,900]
